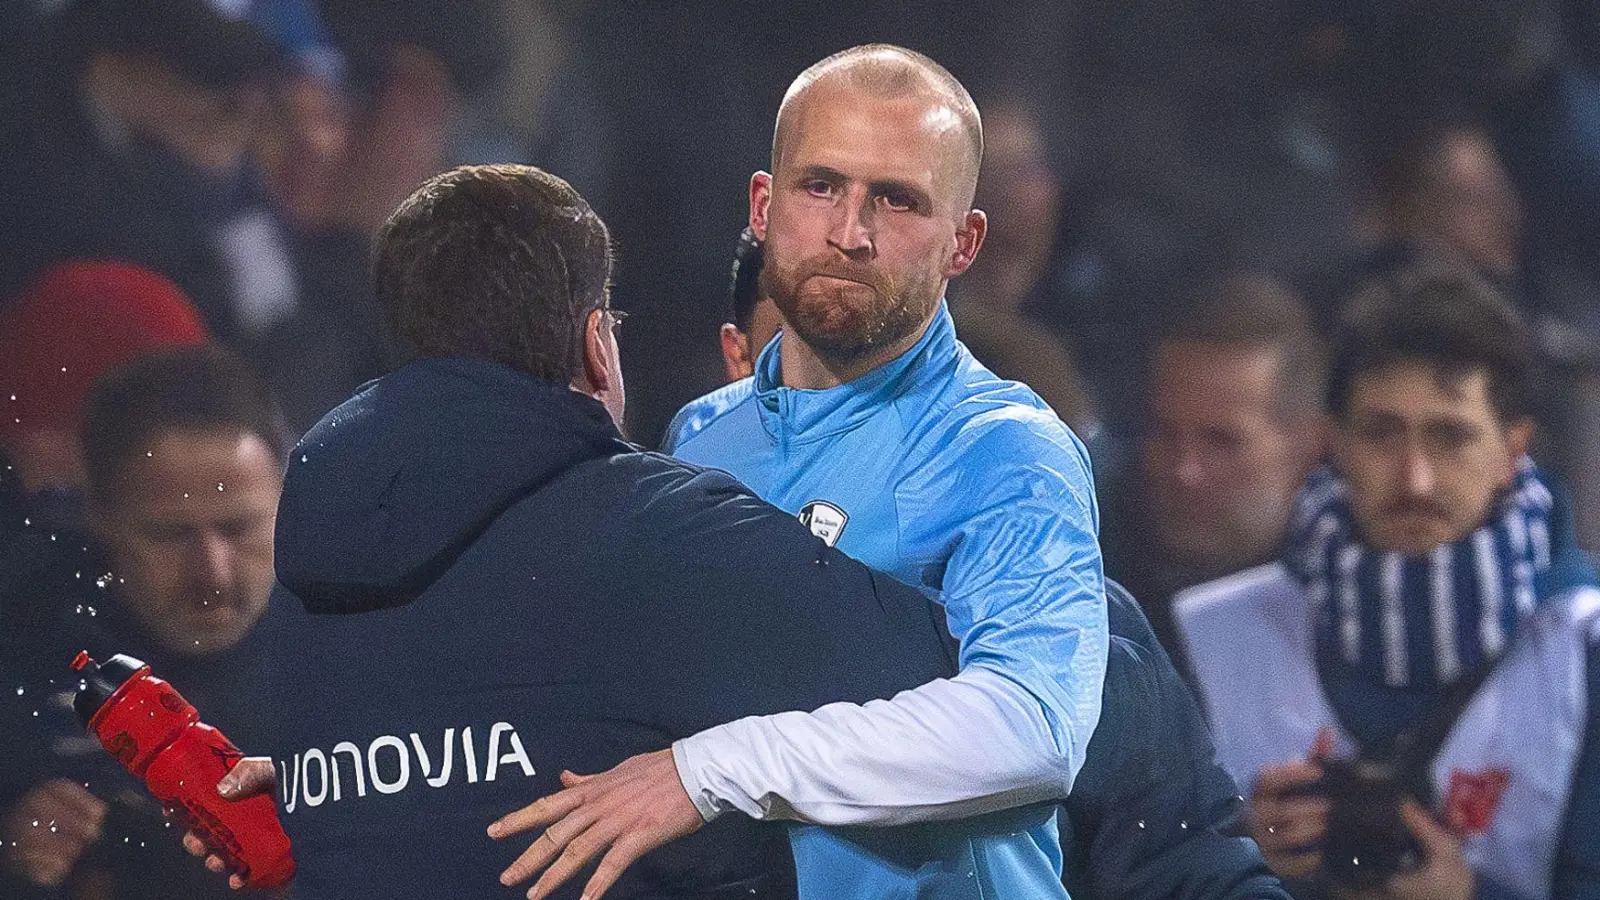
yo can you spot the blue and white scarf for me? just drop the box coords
[1284,461,1594,689]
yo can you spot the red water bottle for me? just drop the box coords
[70,651,295,888]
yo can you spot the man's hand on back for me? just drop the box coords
[489,749,704,900]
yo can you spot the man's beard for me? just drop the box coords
[762,248,939,364]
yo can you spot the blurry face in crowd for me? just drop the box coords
[751,78,985,365]
[1401,128,1524,278]
[1143,341,1321,574]
[92,428,282,657]
[966,106,1062,312]
[256,73,354,229]
[719,297,783,382]
[1335,363,1531,556]
[84,53,268,177]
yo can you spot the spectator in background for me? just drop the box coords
[1304,117,1527,336]
[1176,270,1600,899]
[0,346,289,900]
[1319,114,1600,550]
[1101,271,1325,663]
[248,0,519,428]
[304,0,512,236]
[0,0,460,435]
[946,99,1097,440]
[0,260,210,526]
[0,0,287,336]
[1363,118,1524,283]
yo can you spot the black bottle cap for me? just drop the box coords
[69,651,147,727]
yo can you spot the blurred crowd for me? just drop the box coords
[3,0,1600,897]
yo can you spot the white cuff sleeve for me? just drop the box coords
[668,665,1074,826]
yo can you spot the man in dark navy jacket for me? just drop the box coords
[193,164,1282,900]
[207,164,954,900]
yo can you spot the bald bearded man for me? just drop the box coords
[494,45,1109,900]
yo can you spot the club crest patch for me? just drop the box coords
[798,501,849,547]
[1443,767,1511,835]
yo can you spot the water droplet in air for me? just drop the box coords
[1136,820,1146,829]
[217,482,225,492]
[300,454,308,463]
[182,493,190,499]
[30,820,37,828]
[15,686,22,695]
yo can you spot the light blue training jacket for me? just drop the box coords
[666,302,1109,900]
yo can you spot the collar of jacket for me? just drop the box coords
[751,300,957,443]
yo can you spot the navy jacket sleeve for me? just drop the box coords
[1062,584,1288,900]
[624,459,959,733]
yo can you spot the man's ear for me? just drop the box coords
[579,307,613,395]
[946,208,987,277]
[719,323,754,382]
[750,172,773,242]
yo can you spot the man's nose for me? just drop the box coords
[1160,441,1210,490]
[1401,447,1437,496]
[194,533,236,590]
[827,190,874,259]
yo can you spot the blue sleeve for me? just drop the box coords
[919,421,1109,784]
[1552,637,1600,899]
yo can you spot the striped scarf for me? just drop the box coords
[1283,461,1588,689]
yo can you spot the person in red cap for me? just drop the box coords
[0,259,210,507]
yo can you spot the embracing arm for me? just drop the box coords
[673,443,1108,825]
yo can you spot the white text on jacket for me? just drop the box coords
[277,723,536,813]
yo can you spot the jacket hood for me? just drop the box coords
[275,357,630,613]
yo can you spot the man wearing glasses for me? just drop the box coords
[183,163,963,899]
